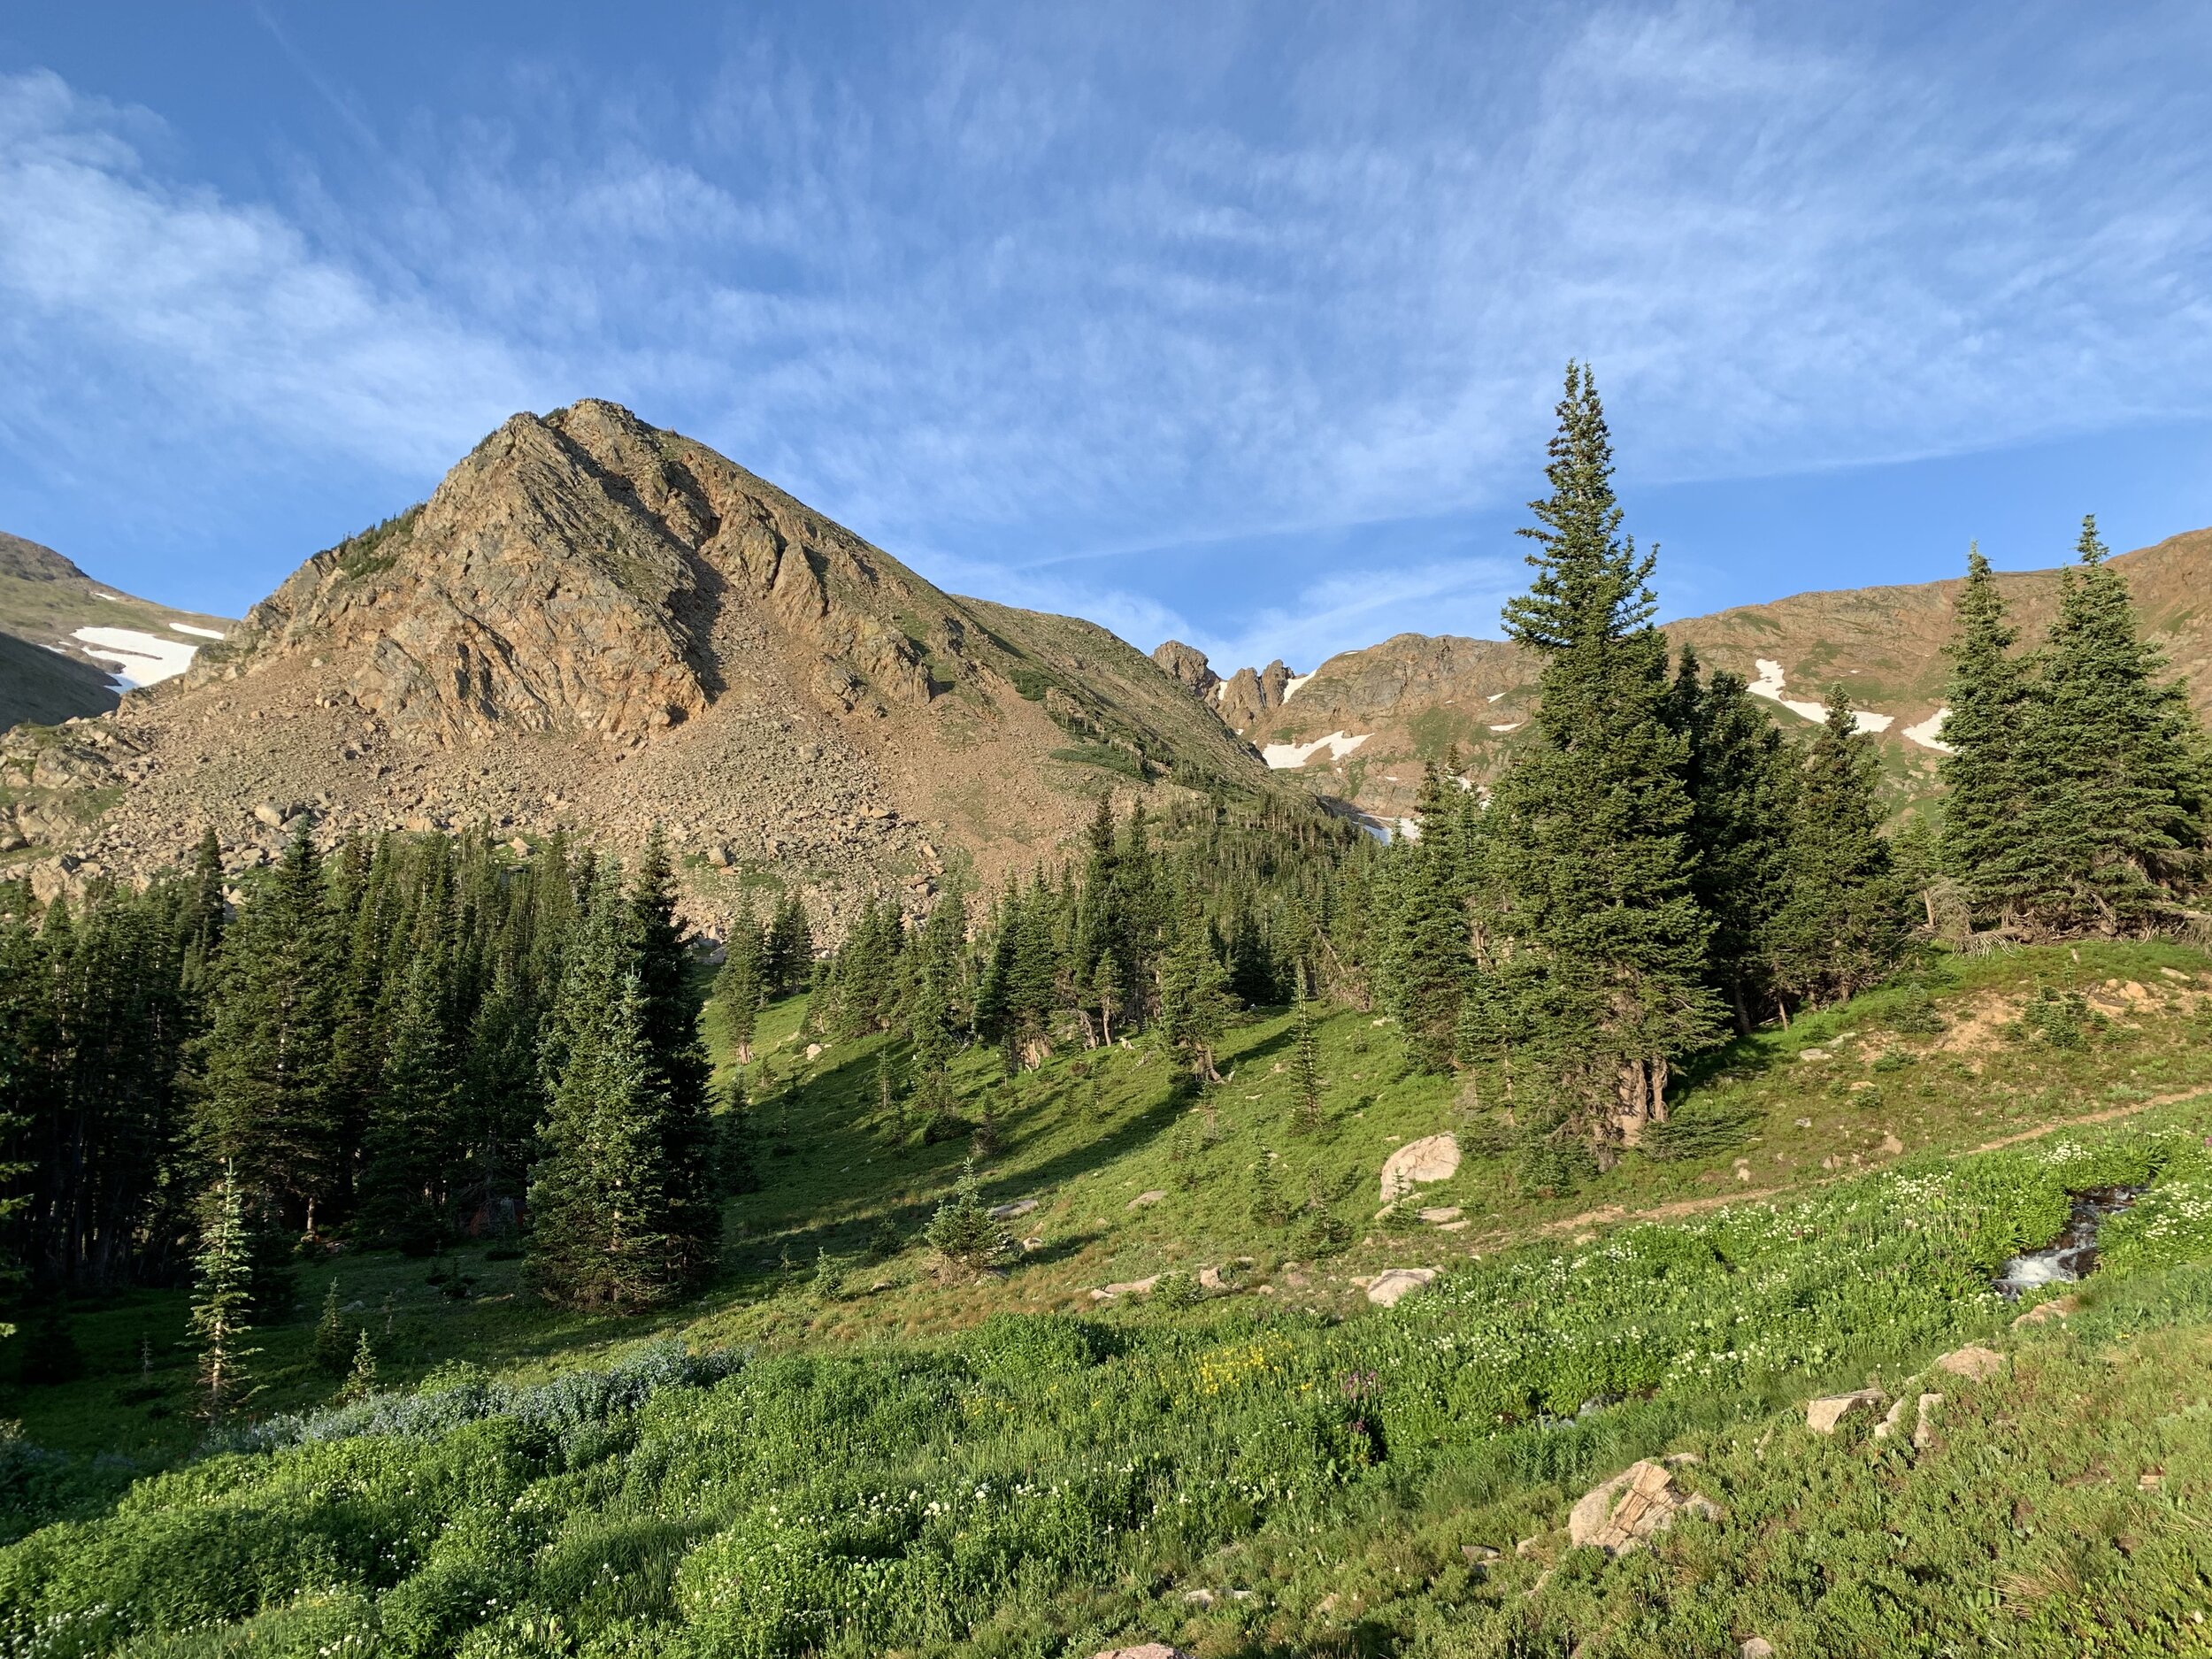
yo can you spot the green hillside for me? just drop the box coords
[6,941,2212,1655]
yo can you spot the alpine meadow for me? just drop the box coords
[6,12,2212,1656]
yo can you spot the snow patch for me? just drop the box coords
[71,626,200,691]
[1486,690,1509,703]
[1902,707,1954,753]
[1747,658,1894,735]
[1281,672,1313,703]
[94,591,127,603]
[169,622,226,640]
[1262,730,1370,770]
[1488,721,1523,733]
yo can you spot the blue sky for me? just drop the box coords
[4,3,2210,672]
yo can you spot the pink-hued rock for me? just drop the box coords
[1567,1460,1721,1555]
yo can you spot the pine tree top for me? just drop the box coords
[1503,362,1658,655]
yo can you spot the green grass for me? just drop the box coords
[5,941,2212,1655]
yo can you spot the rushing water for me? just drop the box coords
[1993,1186,2144,1298]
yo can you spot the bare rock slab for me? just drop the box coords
[1933,1344,2006,1382]
[2013,1294,2079,1328]
[1567,1459,1720,1555]
[1806,1387,1887,1434]
[1365,1267,1439,1307]
[1380,1133,1461,1203]
[1089,1275,1161,1302]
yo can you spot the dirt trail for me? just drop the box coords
[1497,1084,2212,1249]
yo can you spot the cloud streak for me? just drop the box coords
[3,3,2211,660]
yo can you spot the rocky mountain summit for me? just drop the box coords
[2,401,1278,928]
[1169,526,2212,827]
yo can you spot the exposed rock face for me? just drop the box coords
[1148,641,1302,733]
[1151,640,1219,700]
[1805,1387,1887,1433]
[1379,1133,1462,1204]
[1567,1459,1719,1555]
[225,402,940,748]
[1215,659,1294,732]
[1364,1266,1438,1307]
[4,401,1288,929]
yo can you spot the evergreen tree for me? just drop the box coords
[1289,975,1325,1134]
[335,1328,379,1405]
[717,905,765,1063]
[1763,694,1908,1008]
[1379,762,1471,1070]
[196,822,342,1232]
[355,955,458,1253]
[920,1156,1011,1273]
[1888,813,1943,931]
[1488,363,1720,1141]
[764,894,814,995]
[1156,907,1234,1080]
[1939,543,2035,920]
[457,958,541,1227]
[2011,516,2208,933]
[188,1164,259,1421]
[179,826,227,1000]
[312,1279,353,1374]
[1675,652,1798,1031]
[528,889,716,1310]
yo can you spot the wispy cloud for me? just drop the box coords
[3,3,2211,658]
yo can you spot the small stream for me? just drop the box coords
[1994,1186,2144,1298]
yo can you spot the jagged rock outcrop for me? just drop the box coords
[1215,658,1294,732]
[216,403,943,747]
[1151,640,1219,700]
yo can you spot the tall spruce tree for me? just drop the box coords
[1379,762,1471,1071]
[1156,906,1235,1080]
[196,821,342,1233]
[1675,652,1799,1031]
[1488,363,1720,1141]
[1763,694,1907,1009]
[528,885,715,1310]
[188,1164,259,1421]
[764,894,814,995]
[717,904,765,1063]
[355,954,458,1252]
[2010,516,2207,933]
[1938,543,2034,922]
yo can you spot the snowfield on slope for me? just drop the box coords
[1747,658,1893,733]
[1262,730,1370,769]
[72,626,202,690]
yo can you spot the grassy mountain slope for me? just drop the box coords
[5,941,2212,1655]
[0,532,234,734]
[1226,526,2212,826]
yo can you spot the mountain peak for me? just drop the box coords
[11,406,1285,920]
[0,532,89,586]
